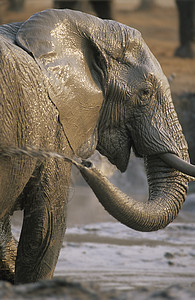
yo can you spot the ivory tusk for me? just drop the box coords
[160,153,195,178]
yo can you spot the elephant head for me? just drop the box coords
[16,9,195,232]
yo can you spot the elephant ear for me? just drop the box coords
[16,9,104,157]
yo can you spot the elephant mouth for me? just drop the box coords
[97,143,131,173]
[97,128,133,173]
[98,141,195,178]
[129,130,195,178]
[97,128,195,178]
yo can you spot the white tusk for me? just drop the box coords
[160,153,195,178]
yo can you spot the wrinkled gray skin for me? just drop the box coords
[0,9,194,284]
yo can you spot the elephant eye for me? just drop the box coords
[139,88,150,101]
[140,88,150,97]
[138,83,152,104]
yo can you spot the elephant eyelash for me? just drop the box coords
[124,85,133,98]
[139,88,151,97]
[138,81,153,98]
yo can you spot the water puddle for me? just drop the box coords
[55,220,195,291]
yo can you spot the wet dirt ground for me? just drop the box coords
[1,0,195,299]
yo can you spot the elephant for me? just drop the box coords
[0,8,194,284]
[137,0,156,11]
[175,0,195,58]
[8,0,25,11]
[54,0,113,19]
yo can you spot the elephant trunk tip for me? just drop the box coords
[81,160,93,168]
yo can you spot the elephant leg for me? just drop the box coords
[53,0,77,9]
[0,157,36,283]
[15,159,72,283]
[175,0,195,58]
[90,0,113,19]
[8,0,25,11]
[0,214,17,283]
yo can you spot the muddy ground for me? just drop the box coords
[1,0,195,299]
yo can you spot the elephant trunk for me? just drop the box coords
[76,155,189,232]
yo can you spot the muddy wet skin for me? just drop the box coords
[1,1,195,299]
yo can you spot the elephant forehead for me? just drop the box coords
[139,44,168,85]
[123,36,167,85]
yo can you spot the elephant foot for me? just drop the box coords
[0,216,18,283]
[0,237,17,284]
[174,43,195,58]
